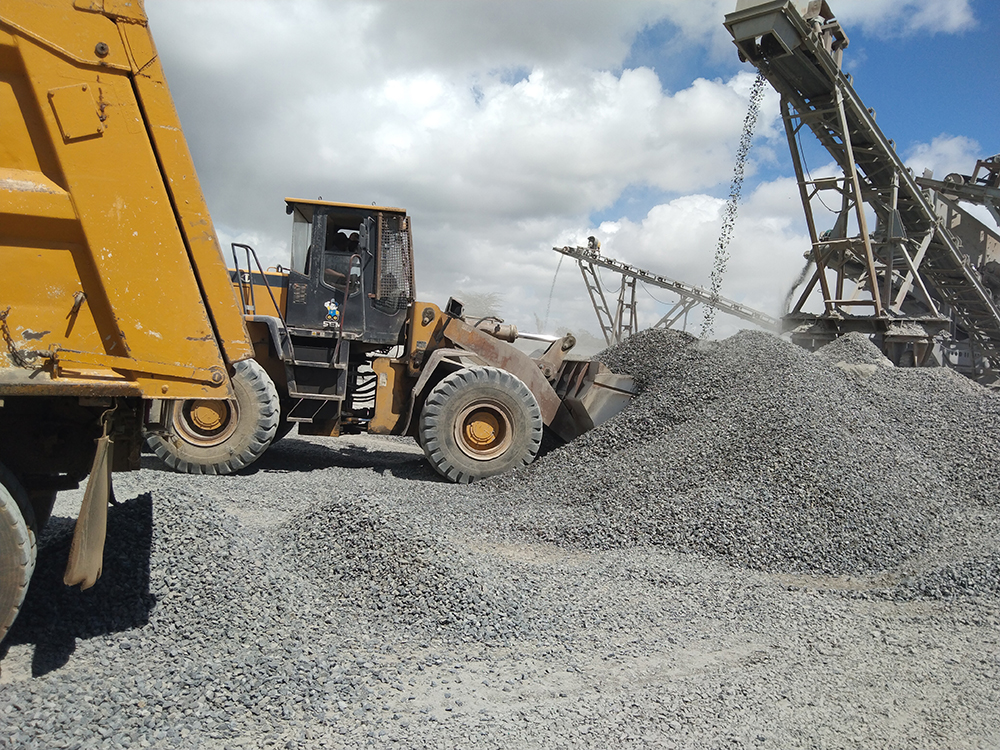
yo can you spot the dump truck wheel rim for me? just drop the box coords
[454,400,513,461]
[173,399,239,447]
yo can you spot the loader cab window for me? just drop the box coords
[323,228,361,297]
[289,206,312,274]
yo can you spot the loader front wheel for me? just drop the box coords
[146,359,279,475]
[419,367,542,483]
[1,463,36,644]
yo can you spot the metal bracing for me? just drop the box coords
[916,160,1000,227]
[555,245,781,344]
[614,275,639,343]
[576,260,618,346]
[652,298,698,332]
[724,0,1000,373]
[575,255,638,346]
[780,95,940,321]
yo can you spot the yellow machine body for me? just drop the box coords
[0,0,256,621]
[0,0,253,398]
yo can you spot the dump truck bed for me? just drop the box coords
[1,0,257,640]
[1,0,252,398]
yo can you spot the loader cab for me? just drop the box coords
[283,199,415,345]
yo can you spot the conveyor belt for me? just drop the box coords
[555,245,781,343]
[724,0,1000,365]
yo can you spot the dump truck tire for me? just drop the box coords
[419,367,542,483]
[146,359,279,475]
[1,464,36,644]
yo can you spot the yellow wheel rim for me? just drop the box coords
[455,400,512,460]
[172,398,239,447]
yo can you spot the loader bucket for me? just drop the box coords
[549,359,637,442]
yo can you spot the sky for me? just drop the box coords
[143,0,999,345]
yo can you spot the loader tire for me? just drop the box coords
[1,463,36,644]
[419,366,542,483]
[271,401,297,444]
[146,359,279,475]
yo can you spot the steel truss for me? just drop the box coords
[916,156,1000,227]
[555,245,780,347]
[724,0,1000,376]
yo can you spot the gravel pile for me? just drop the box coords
[813,330,894,368]
[495,328,1000,580]
[2,330,1000,749]
[275,496,523,641]
[888,554,1000,600]
[3,488,334,744]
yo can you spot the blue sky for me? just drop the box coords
[595,1,998,225]
[846,10,998,154]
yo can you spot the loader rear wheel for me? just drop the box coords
[1,463,36,644]
[146,359,279,475]
[419,367,542,483]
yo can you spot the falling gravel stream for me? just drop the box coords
[2,329,1000,749]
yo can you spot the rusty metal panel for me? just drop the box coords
[553,360,636,437]
[440,316,565,427]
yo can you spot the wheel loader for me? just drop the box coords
[146,198,637,483]
[0,1,258,642]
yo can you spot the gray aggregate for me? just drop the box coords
[2,328,1000,748]
[498,328,1000,581]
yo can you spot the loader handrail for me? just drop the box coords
[331,253,363,367]
[232,243,289,331]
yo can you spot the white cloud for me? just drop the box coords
[540,173,810,340]
[904,134,997,228]
[904,134,982,181]
[830,0,975,36]
[140,0,979,346]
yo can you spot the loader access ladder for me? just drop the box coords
[724,0,1000,374]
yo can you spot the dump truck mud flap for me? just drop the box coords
[64,427,113,590]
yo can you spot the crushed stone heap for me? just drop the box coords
[493,328,1000,579]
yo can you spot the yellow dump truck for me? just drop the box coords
[0,1,263,641]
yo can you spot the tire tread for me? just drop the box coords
[145,359,279,475]
[418,366,542,483]
[0,465,36,643]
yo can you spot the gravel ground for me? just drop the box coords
[2,329,1000,749]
